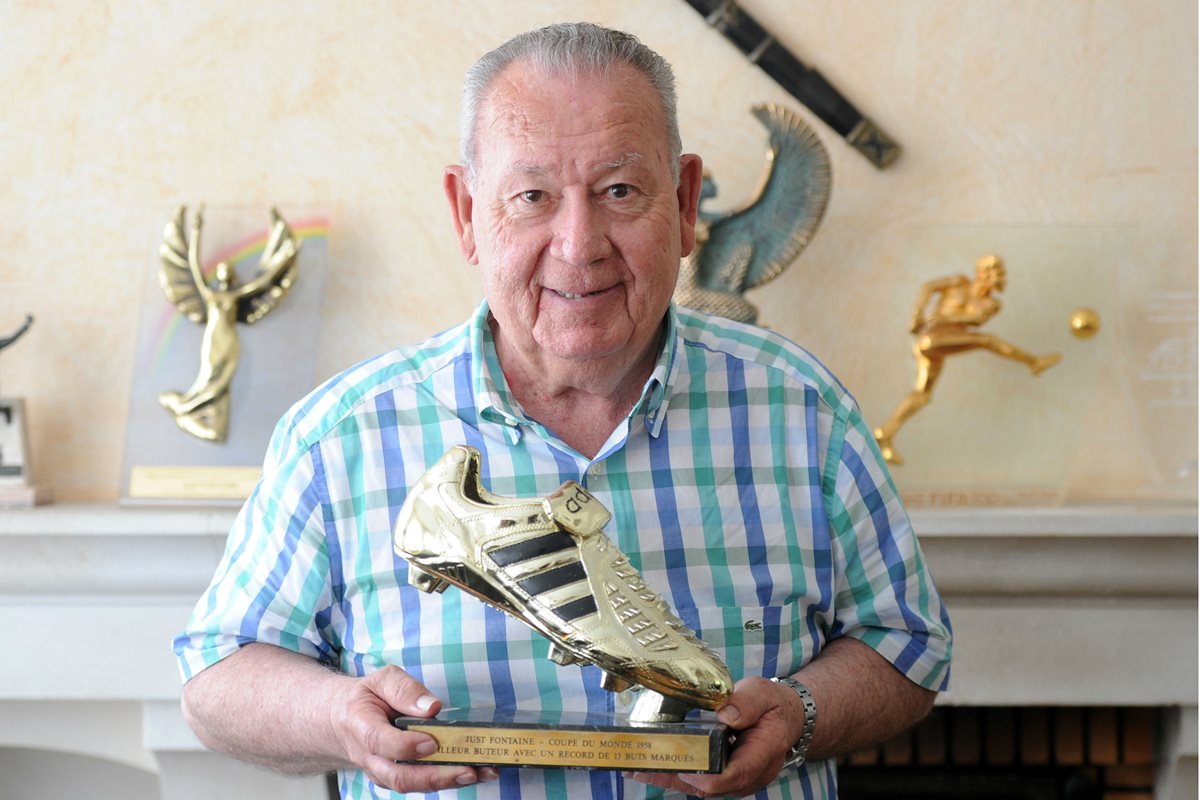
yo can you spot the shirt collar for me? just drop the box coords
[640,303,678,438]
[470,301,525,441]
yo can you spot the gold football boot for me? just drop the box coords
[393,446,733,721]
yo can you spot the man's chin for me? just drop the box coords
[530,320,617,353]
[540,342,626,363]
[533,318,666,370]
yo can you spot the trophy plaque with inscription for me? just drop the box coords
[392,446,733,772]
[395,708,727,773]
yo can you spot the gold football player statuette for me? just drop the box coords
[873,255,1061,465]
[157,206,301,443]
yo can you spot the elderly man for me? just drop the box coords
[175,22,951,800]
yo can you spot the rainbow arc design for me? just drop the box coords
[152,216,329,371]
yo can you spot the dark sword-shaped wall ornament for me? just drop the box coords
[683,0,901,169]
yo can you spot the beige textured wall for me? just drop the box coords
[1,1,1194,503]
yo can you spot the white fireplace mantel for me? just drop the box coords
[0,502,1195,799]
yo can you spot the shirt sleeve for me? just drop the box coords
[172,414,336,682]
[820,398,953,692]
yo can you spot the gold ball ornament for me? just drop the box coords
[1069,308,1101,339]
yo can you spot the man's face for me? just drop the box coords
[445,61,701,369]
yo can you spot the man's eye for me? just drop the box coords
[607,184,632,199]
[519,190,545,204]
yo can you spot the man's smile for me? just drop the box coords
[547,286,616,300]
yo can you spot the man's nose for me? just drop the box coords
[551,195,612,267]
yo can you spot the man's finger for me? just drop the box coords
[363,754,485,794]
[367,665,442,717]
[367,723,441,764]
[625,771,715,798]
[716,676,778,729]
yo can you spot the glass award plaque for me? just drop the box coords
[862,224,1193,506]
[121,206,329,504]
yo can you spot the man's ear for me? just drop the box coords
[676,154,704,258]
[444,165,478,264]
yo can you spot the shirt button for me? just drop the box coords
[589,462,604,476]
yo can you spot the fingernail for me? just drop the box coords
[717,704,739,725]
[416,739,437,756]
[456,773,478,786]
[415,695,436,712]
[480,768,500,782]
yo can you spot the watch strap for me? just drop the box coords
[771,676,817,770]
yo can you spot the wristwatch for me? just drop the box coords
[770,676,817,770]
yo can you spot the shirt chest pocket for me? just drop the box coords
[680,603,816,682]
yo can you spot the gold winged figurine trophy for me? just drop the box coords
[873,255,1062,465]
[157,206,301,443]
[674,103,831,324]
[392,446,734,773]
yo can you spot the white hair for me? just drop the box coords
[459,22,682,186]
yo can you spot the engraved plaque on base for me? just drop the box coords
[395,707,728,773]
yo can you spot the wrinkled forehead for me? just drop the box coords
[475,61,668,163]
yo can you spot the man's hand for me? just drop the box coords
[625,676,802,798]
[182,644,499,793]
[328,665,500,793]
[626,638,937,797]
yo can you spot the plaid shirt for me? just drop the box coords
[175,301,951,800]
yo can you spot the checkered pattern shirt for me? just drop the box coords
[175,301,952,800]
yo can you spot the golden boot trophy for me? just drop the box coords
[392,446,733,773]
[874,255,1062,465]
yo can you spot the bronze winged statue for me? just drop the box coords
[674,103,831,324]
[157,206,301,442]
